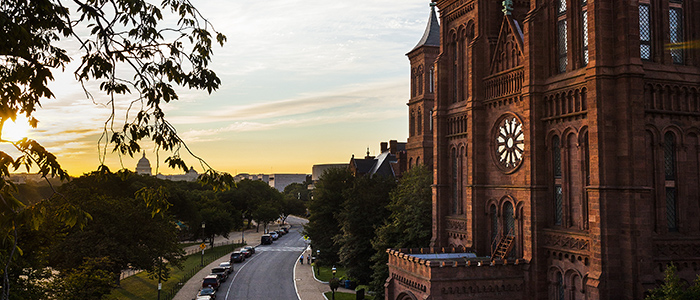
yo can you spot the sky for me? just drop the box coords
[2,0,435,177]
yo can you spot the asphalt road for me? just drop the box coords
[217,217,308,300]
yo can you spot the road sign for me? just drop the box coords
[199,243,206,250]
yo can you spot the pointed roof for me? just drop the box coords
[409,2,440,53]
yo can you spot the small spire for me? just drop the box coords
[502,0,513,16]
[366,147,370,157]
[430,1,437,10]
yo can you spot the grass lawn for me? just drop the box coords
[107,243,242,300]
[313,264,348,282]
[323,291,374,300]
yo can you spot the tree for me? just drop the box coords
[369,165,432,297]
[280,196,306,224]
[329,277,340,300]
[1,1,232,295]
[47,172,184,285]
[303,167,354,266]
[50,257,117,300]
[335,174,396,284]
[646,264,700,300]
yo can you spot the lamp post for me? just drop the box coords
[332,265,337,278]
[241,213,245,244]
[201,222,206,267]
[316,250,320,276]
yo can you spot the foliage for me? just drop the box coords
[50,257,117,300]
[335,174,395,284]
[46,171,184,285]
[303,167,354,266]
[329,277,341,300]
[369,166,432,297]
[646,264,700,300]
[1,1,232,294]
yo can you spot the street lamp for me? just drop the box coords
[241,213,245,244]
[201,222,206,267]
[332,265,337,278]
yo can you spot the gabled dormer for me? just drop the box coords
[489,5,524,75]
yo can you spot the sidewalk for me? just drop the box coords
[172,227,266,300]
[294,246,356,300]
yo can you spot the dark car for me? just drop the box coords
[276,229,285,236]
[197,287,217,299]
[261,234,273,245]
[202,274,220,290]
[281,227,289,234]
[210,267,228,281]
[240,248,251,258]
[243,246,255,254]
[218,262,233,274]
[230,251,245,263]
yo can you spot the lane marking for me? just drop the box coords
[225,253,260,299]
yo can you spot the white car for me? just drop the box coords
[219,262,233,274]
[269,231,279,240]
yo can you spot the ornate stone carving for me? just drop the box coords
[653,240,700,258]
[542,232,590,252]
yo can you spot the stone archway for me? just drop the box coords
[396,291,418,300]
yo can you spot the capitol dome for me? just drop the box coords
[135,152,152,175]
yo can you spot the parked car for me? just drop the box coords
[230,251,245,263]
[240,248,251,258]
[202,274,220,290]
[261,234,273,245]
[243,246,256,254]
[269,231,279,240]
[210,267,228,281]
[219,262,233,274]
[196,296,215,300]
[281,226,289,234]
[197,287,217,299]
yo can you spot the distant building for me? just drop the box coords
[268,174,310,192]
[349,140,406,178]
[135,152,152,175]
[155,166,199,182]
[233,173,269,183]
[311,164,348,181]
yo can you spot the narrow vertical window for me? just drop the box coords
[557,0,568,73]
[452,148,458,214]
[417,109,422,135]
[429,67,435,93]
[639,3,652,60]
[581,0,588,65]
[429,109,433,132]
[557,272,565,300]
[418,69,424,95]
[490,204,498,244]
[669,1,684,64]
[409,111,415,137]
[453,40,459,103]
[504,201,515,257]
[553,136,563,226]
[664,132,678,231]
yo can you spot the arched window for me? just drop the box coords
[664,132,678,231]
[416,156,420,166]
[552,135,563,226]
[408,157,413,169]
[503,201,515,257]
[429,67,435,93]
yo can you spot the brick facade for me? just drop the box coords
[387,0,700,299]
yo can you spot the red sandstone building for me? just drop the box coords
[387,0,700,299]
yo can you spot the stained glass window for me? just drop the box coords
[666,188,677,231]
[558,20,568,73]
[582,3,588,65]
[669,7,683,64]
[664,132,676,180]
[639,4,651,60]
[555,185,563,226]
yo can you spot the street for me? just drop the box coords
[214,216,308,300]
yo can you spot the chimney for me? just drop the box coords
[380,142,388,153]
[389,140,398,154]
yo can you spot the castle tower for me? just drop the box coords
[406,2,440,171]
